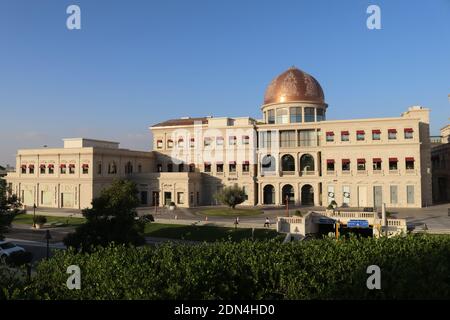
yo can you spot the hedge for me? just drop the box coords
[5,234,450,300]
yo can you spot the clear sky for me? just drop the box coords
[0,0,449,165]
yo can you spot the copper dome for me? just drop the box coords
[263,67,325,105]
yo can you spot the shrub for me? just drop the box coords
[34,215,47,225]
[294,210,302,217]
[214,185,246,209]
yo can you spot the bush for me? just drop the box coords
[214,185,246,209]
[14,234,450,300]
[6,251,33,267]
[140,214,155,223]
[294,210,302,217]
[34,215,47,225]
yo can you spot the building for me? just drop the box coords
[6,67,433,209]
[431,124,450,203]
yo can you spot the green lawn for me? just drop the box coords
[196,207,263,217]
[144,223,281,242]
[13,214,86,227]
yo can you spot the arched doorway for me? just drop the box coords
[281,154,295,172]
[300,154,315,173]
[301,184,314,206]
[282,184,295,204]
[263,185,275,205]
[261,155,276,173]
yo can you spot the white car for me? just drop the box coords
[0,241,25,259]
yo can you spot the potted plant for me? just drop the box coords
[169,201,176,211]
[294,210,303,217]
[34,215,47,229]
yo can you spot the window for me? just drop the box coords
[276,108,289,124]
[304,107,315,122]
[389,158,398,170]
[357,159,366,171]
[29,165,34,174]
[21,165,26,174]
[216,137,224,146]
[356,130,365,141]
[229,161,236,172]
[177,138,184,148]
[138,164,142,173]
[326,131,334,142]
[177,192,184,205]
[290,107,302,123]
[316,108,325,121]
[108,162,117,174]
[69,164,75,174]
[167,139,174,148]
[97,163,102,175]
[189,163,195,172]
[204,162,211,172]
[388,129,397,140]
[242,161,250,172]
[125,162,133,174]
[228,136,237,146]
[281,154,295,171]
[190,138,195,148]
[82,164,89,174]
[390,186,398,204]
[261,155,276,172]
[48,164,54,174]
[242,135,250,145]
[216,163,224,173]
[204,137,212,147]
[157,164,162,172]
[298,130,316,147]
[167,163,173,172]
[40,164,46,174]
[372,129,381,140]
[156,139,163,149]
[372,158,382,171]
[60,164,67,174]
[342,159,350,171]
[404,128,414,139]
[326,159,335,171]
[178,163,184,172]
[280,130,296,148]
[407,185,415,204]
[341,131,349,142]
[242,186,248,200]
[300,154,314,172]
[259,131,273,148]
[405,157,415,170]
[267,109,275,124]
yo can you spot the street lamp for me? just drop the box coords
[44,230,52,260]
[32,203,37,229]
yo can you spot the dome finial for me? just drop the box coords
[289,65,296,70]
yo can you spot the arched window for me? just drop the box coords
[178,163,184,172]
[300,154,314,173]
[167,163,173,172]
[281,154,295,172]
[282,184,295,204]
[263,185,275,205]
[261,155,276,172]
[301,184,314,205]
[125,161,133,174]
[108,162,117,174]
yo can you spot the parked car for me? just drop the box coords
[0,241,25,260]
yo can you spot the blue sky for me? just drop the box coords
[0,0,449,165]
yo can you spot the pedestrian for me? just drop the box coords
[234,217,239,229]
[264,217,270,228]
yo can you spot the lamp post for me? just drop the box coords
[44,230,52,260]
[32,203,37,229]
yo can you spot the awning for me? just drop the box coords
[405,157,415,161]
[216,161,223,165]
[388,129,397,133]
[356,130,365,135]
[242,135,250,139]
[59,164,66,168]
[216,136,224,140]
[82,164,89,168]
[48,164,54,168]
[28,164,34,168]
[342,159,350,164]
[341,131,349,135]
[40,164,46,168]
[204,162,211,165]
[326,131,334,136]
[69,164,76,168]
[372,158,382,162]
[357,159,366,164]
[404,128,414,133]
[372,129,381,134]
[326,159,335,164]
[389,157,398,162]
[229,161,236,165]
[243,161,250,165]
[190,138,195,141]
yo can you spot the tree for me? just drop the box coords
[0,179,21,240]
[214,185,246,209]
[63,179,145,251]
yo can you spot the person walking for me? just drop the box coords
[234,217,239,229]
[264,217,270,228]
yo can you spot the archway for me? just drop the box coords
[300,154,315,173]
[282,184,295,204]
[261,155,276,173]
[301,184,314,206]
[263,184,275,205]
[281,154,295,172]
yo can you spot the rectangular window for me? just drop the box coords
[97,163,102,174]
[326,159,335,171]
[267,109,275,124]
[316,108,325,122]
[325,131,334,142]
[304,107,315,122]
[356,130,365,141]
[405,157,415,170]
[372,158,382,171]
[404,128,414,139]
[259,131,273,149]
[372,129,381,140]
[342,185,350,205]
[357,159,366,171]
[167,139,173,148]
[228,136,237,146]
[407,185,415,204]
[280,130,296,148]
[177,192,184,205]
[167,163,173,172]
[216,137,224,146]
[60,165,66,174]
[298,129,316,147]
[48,165,54,174]
[69,165,75,174]
[242,162,250,172]
[189,164,195,172]
[21,165,26,174]
[216,163,224,173]
[389,158,398,170]
[40,165,46,174]
[204,137,212,147]
[390,185,398,204]
[342,159,350,171]
[29,165,34,174]
[341,131,349,142]
[229,162,236,172]
[242,135,250,145]
[290,107,302,123]
[204,162,211,172]
[157,164,162,172]
[177,138,184,148]
[190,138,195,148]
[276,108,289,124]
[242,186,248,200]
[388,129,397,140]
[156,140,163,149]
[82,164,89,174]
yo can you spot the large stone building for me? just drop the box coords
[6,67,434,209]
[431,124,450,203]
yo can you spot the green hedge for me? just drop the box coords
[7,234,450,299]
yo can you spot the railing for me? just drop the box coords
[387,219,406,227]
[323,210,377,219]
[278,217,303,224]
[300,171,315,176]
